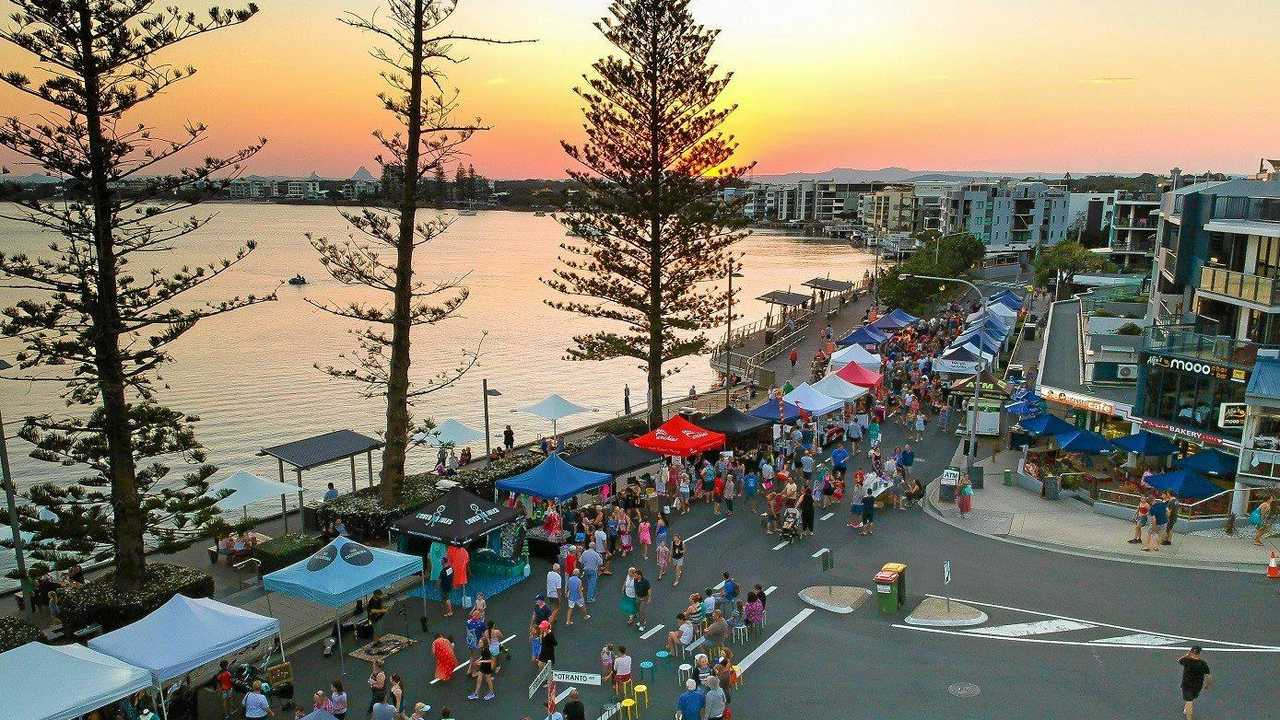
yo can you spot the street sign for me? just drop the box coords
[944,560,951,585]
[553,670,602,686]
[529,662,553,699]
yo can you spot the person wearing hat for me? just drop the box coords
[409,702,432,719]
[536,619,557,668]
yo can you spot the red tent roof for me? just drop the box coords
[834,362,883,389]
[630,415,725,457]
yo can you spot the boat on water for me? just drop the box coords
[459,208,477,216]
[287,274,307,286]
[533,210,546,217]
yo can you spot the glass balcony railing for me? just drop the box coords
[1144,323,1261,369]
[1198,265,1280,306]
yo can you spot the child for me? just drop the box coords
[638,517,652,559]
[600,644,616,687]
[619,514,633,556]
[678,472,691,513]
[529,623,543,663]
[656,539,671,580]
[472,592,487,620]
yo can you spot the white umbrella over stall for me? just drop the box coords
[412,418,485,447]
[516,393,595,436]
[207,470,307,531]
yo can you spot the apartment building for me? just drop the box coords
[858,186,915,234]
[941,180,1070,252]
[741,180,868,223]
[228,176,276,199]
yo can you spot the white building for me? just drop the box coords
[942,180,1070,252]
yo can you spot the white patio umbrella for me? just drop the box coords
[515,393,595,436]
[412,418,485,447]
[206,470,306,531]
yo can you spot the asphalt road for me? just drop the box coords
[279,415,1280,720]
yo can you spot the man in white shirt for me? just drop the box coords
[666,612,695,655]
[546,563,563,623]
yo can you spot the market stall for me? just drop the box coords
[827,342,881,373]
[749,398,803,424]
[629,415,726,457]
[1,642,152,720]
[835,324,889,348]
[783,382,844,417]
[497,453,614,559]
[871,308,918,331]
[566,434,664,481]
[695,406,773,442]
[811,373,869,402]
[834,362,883,389]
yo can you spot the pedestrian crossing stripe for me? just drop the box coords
[1092,633,1182,647]
[963,619,1095,637]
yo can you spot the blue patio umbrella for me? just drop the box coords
[1178,448,1238,476]
[1144,469,1222,498]
[1020,413,1075,437]
[1005,397,1045,417]
[1054,428,1114,454]
[1111,431,1178,457]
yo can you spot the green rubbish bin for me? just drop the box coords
[875,571,901,614]
[1003,468,1013,486]
[881,562,907,607]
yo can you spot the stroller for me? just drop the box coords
[779,506,801,543]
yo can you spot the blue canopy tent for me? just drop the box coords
[992,293,1023,311]
[966,316,1009,339]
[1055,429,1115,454]
[1020,413,1076,437]
[1112,431,1178,457]
[497,452,612,502]
[749,399,803,424]
[871,308,917,330]
[835,324,889,347]
[1178,448,1238,476]
[1,642,152,720]
[1145,469,1222,498]
[263,536,423,676]
[953,331,1001,356]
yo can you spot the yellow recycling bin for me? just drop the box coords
[881,562,907,607]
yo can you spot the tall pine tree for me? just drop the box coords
[0,1,270,589]
[543,0,751,428]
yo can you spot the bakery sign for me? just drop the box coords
[1136,417,1242,449]
[1039,385,1132,419]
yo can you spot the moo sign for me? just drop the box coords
[1146,355,1247,383]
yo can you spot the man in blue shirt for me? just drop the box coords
[830,442,849,475]
[676,678,706,720]
[899,444,915,482]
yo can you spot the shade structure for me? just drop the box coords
[412,418,484,447]
[783,382,844,416]
[1020,413,1076,436]
[1112,431,1179,457]
[1054,429,1114,454]
[391,487,518,545]
[629,415,726,457]
[871,309,916,330]
[935,345,984,375]
[1145,469,1222,498]
[836,324,889,347]
[967,315,1009,339]
[1178,448,1238,476]
[565,434,664,474]
[694,407,772,438]
[993,289,1023,304]
[992,293,1022,311]
[749,399,803,424]
[1004,398,1045,417]
[517,393,593,436]
[263,536,423,608]
[262,429,383,471]
[1,642,152,720]
[89,595,280,683]
[496,452,614,500]
[985,301,1017,320]
[811,373,870,402]
[953,330,1002,356]
[828,343,881,372]
[834,361,883,389]
[206,470,304,512]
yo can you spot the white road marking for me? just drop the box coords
[771,541,788,551]
[926,594,1278,650]
[738,609,815,672]
[810,547,830,559]
[820,512,835,521]
[431,634,516,683]
[893,624,1280,653]
[684,517,727,543]
[963,619,1095,637]
[1094,633,1183,647]
[764,585,777,595]
[639,624,665,640]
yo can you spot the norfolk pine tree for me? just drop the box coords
[0,1,271,589]
[544,0,752,429]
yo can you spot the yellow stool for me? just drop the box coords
[733,665,744,687]
[620,697,639,720]
[633,684,649,707]
[616,677,634,698]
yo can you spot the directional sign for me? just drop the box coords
[530,662,554,699]
[944,560,952,585]
[553,670,602,686]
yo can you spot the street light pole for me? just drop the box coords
[724,263,745,409]
[0,406,33,623]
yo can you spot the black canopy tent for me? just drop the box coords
[565,434,663,476]
[391,487,519,545]
[696,406,772,439]
[261,430,384,527]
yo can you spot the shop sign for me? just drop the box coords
[1136,417,1242,449]
[1039,385,1132,419]
[1217,403,1247,429]
[1146,355,1248,383]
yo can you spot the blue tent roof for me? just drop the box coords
[1246,357,1280,401]
[1005,399,1044,417]
[1,642,153,720]
[1021,413,1076,436]
[263,536,423,608]
[835,324,889,347]
[89,595,279,683]
[496,453,612,501]
[1145,469,1222,498]
[967,316,1009,338]
[749,399,803,424]
[1055,429,1114,454]
[992,292,1023,309]
[1112,431,1178,456]
[1178,448,1238,476]
[954,331,1001,355]
[871,309,915,330]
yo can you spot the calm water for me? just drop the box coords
[0,203,871,583]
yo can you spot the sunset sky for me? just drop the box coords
[2,0,1278,179]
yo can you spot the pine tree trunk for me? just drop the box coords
[645,7,664,431]
[78,4,145,590]
[380,0,428,508]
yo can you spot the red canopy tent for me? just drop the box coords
[834,362,883,389]
[630,415,726,457]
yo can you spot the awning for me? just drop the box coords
[262,429,384,471]
[811,373,870,402]
[1055,429,1114,454]
[836,325,889,347]
[834,362,883,389]
[262,536,423,608]
[206,471,305,512]
[497,452,614,500]
[89,596,280,683]
[757,290,811,307]
[565,434,664,474]
[0,642,152,720]
[1019,413,1076,436]
[695,407,773,438]
[783,383,845,416]
[391,487,518,545]
[1246,357,1280,402]
[1178,449,1238,476]
[1112,431,1178,457]
[749,399,803,424]
[630,415,726,457]
[802,277,854,292]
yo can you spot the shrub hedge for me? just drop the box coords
[594,415,648,438]
[0,615,41,653]
[254,533,324,574]
[56,562,215,634]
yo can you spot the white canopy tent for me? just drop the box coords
[206,470,307,531]
[412,418,485,447]
[827,343,881,373]
[516,393,595,436]
[782,382,845,416]
[811,373,869,402]
[0,642,152,720]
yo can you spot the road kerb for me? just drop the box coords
[903,596,988,627]
[798,585,872,614]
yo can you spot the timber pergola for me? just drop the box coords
[261,430,385,514]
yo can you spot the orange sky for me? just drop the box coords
[2,0,1278,179]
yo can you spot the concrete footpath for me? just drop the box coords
[924,447,1275,573]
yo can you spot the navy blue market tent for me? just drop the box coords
[1112,431,1178,457]
[967,316,1009,339]
[1145,469,1222,498]
[1178,448,1238,476]
[1020,413,1075,437]
[1055,429,1114,454]
[872,309,917,330]
[992,294,1022,311]
[836,324,889,347]
[496,452,612,502]
[749,399,803,424]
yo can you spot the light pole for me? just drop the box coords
[482,380,501,465]
[901,274,987,475]
[0,359,33,622]
[724,262,745,408]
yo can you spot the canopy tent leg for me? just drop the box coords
[277,458,289,535]
[157,684,169,720]
[295,469,304,530]
[350,455,357,492]
[336,611,346,678]
[420,573,428,626]
[266,593,273,617]
[277,630,287,663]
[367,451,374,487]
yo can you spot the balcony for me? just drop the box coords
[1198,265,1280,308]
[1145,323,1260,369]
[1240,447,1280,482]
[1159,247,1178,278]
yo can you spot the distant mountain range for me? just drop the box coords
[3,173,63,185]
[749,167,1144,184]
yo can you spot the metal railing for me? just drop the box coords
[1198,265,1280,306]
[1159,247,1178,275]
[1096,487,1237,519]
[1144,323,1262,368]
